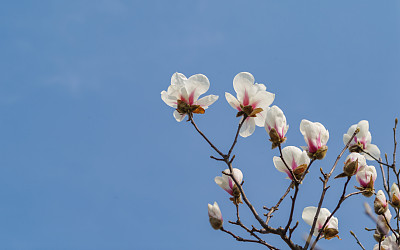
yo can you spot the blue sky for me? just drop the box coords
[1,0,399,249]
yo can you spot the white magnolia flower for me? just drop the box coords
[215,168,243,196]
[343,120,381,161]
[302,206,339,238]
[265,105,289,148]
[273,146,310,180]
[374,190,389,215]
[339,152,367,177]
[225,72,275,137]
[208,201,223,230]
[356,165,377,188]
[373,234,399,250]
[300,120,329,159]
[161,72,219,122]
[390,183,400,208]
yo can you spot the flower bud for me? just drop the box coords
[390,183,400,208]
[265,106,288,149]
[374,190,388,215]
[208,202,223,230]
[376,209,392,236]
[215,168,243,204]
[300,120,329,160]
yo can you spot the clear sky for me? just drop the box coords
[1,1,399,249]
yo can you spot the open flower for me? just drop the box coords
[273,146,310,181]
[215,168,243,204]
[335,152,367,178]
[343,120,381,161]
[355,165,377,197]
[265,105,289,149]
[302,206,339,240]
[390,183,400,208]
[208,201,223,230]
[161,72,219,122]
[225,72,275,137]
[300,120,329,160]
[374,190,389,215]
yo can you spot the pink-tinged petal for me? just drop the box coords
[161,90,178,108]
[365,144,381,161]
[250,89,275,109]
[273,156,288,173]
[173,110,186,122]
[171,72,187,87]
[239,117,256,137]
[186,74,210,104]
[233,72,256,104]
[225,92,241,111]
[196,95,219,109]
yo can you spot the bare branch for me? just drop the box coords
[350,231,366,250]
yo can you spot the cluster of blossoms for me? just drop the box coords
[161,71,396,249]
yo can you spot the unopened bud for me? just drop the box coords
[349,144,363,153]
[308,145,328,160]
[373,229,384,242]
[208,202,223,230]
[343,160,358,176]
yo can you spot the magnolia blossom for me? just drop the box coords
[208,201,223,230]
[355,165,377,197]
[215,168,243,196]
[161,72,219,122]
[302,206,339,239]
[374,190,389,215]
[373,234,399,250]
[300,120,329,159]
[343,120,381,161]
[265,105,289,148]
[225,72,275,137]
[390,183,400,208]
[273,146,310,180]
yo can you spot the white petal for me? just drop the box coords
[357,120,370,139]
[173,110,186,122]
[365,144,381,161]
[343,133,353,146]
[225,92,241,110]
[171,72,187,86]
[185,74,210,103]
[273,156,288,173]
[302,206,318,226]
[161,90,178,108]
[254,110,267,127]
[233,72,256,104]
[239,117,256,137]
[196,95,219,109]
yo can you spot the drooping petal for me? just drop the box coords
[225,92,241,110]
[196,95,219,109]
[239,117,256,137]
[173,110,186,122]
[186,74,210,104]
[365,144,381,161]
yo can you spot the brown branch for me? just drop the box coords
[350,231,366,250]
[362,149,392,168]
[220,227,278,249]
[188,113,225,157]
[310,177,353,249]
[227,116,247,158]
[285,184,299,233]
[394,118,398,168]
[304,128,359,249]
[265,182,294,225]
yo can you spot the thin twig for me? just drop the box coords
[265,182,293,225]
[285,184,299,233]
[227,117,247,158]
[304,129,359,249]
[220,227,277,249]
[350,231,366,250]
[362,149,392,168]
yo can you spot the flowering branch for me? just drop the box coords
[304,128,359,249]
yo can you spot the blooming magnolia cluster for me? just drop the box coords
[161,72,398,249]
